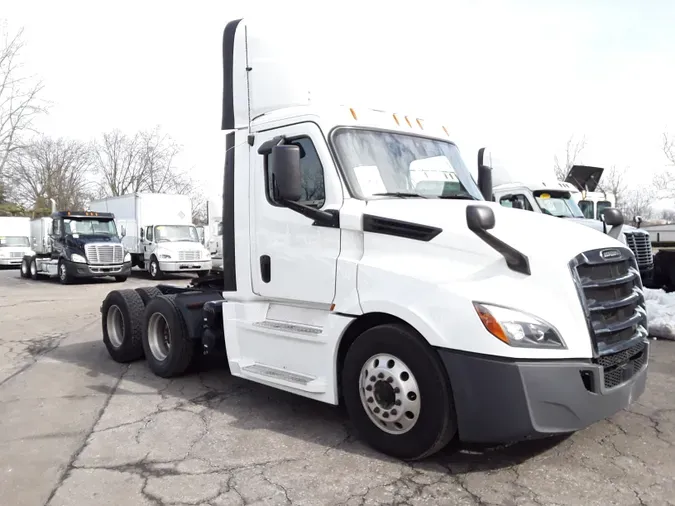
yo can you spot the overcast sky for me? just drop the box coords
[4,0,675,203]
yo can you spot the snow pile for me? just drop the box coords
[644,288,675,340]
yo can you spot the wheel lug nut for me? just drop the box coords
[382,411,389,418]
[391,409,397,415]
[386,377,393,383]
[366,385,373,391]
[378,372,384,379]
[370,376,376,382]
[395,400,401,406]
[394,387,400,393]
[374,407,380,413]
[367,397,374,403]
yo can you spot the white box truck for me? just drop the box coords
[89,193,212,279]
[97,18,649,461]
[0,216,32,267]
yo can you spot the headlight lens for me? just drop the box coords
[473,302,566,349]
[124,252,131,262]
[159,253,172,260]
[71,253,87,263]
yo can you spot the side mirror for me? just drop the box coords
[120,225,126,237]
[270,144,302,202]
[635,215,643,228]
[466,205,496,232]
[477,147,493,201]
[140,228,144,240]
[603,208,624,227]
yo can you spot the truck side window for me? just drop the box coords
[266,136,326,208]
[217,222,223,236]
[146,226,153,242]
[499,194,533,211]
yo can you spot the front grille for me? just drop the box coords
[85,244,124,264]
[10,251,23,258]
[624,232,653,269]
[178,250,201,261]
[596,340,647,389]
[570,247,648,356]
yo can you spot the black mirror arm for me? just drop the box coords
[281,199,340,228]
[471,228,531,275]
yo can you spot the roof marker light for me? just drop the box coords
[392,113,400,126]
[442,126,450,137]
[350,108,358,120]
[416,118,424,130]
[404,116,412,128]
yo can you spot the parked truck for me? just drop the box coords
[99,18,649,461]
[20,207,131,284]
[0,216,32,268]
[491,164,655,285]
[89,193,213,279]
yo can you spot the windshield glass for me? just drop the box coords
[154,225,199,242]
[533,190,584,218]
[331,129,483,200]
[64,218,118,236]
[0,236,30,247]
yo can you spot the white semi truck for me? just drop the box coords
[89,193,213,279]
[98,18,649,461]
[0,216,32,267]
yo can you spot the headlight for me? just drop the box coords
[473,302,566,349]
[159,253,172,260]
[124,252,131,262]
[71,253,87,263]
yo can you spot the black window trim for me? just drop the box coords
[261,133,327,210]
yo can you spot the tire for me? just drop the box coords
[114,275,128,282]
[20,257,30,278]
[58,260,72,285]
[149,257,163,280]
[135,286,163,306]
[196,270,209,278]
[142,294,195,378]
[341,323,457,461]
[101,289,145,362]
[29,257,39,280]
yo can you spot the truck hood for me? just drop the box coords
[362,198,626,265]
[156,241,204,251]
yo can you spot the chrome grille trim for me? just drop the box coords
[84,243,124,264]
[178,250,201,261]
[624,232,653,269]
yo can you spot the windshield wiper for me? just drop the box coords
[437,193,476,200]
[371,192,428,198]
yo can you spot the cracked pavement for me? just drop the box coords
[0,268,674,506]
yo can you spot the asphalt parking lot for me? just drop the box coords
[0,267,674,506]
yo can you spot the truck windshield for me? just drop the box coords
[533,190,585,218]
[331,128,483,200]
[0,236,30,247]
[65,218,118,236]
[154,225,200,242]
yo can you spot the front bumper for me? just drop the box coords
[0,257,23,266]
[159,260,212,272]
[439,339,649,443]
[65,259,132,278]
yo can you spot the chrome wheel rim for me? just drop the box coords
[106,305,125,348]
[359,353,421,435]
[150,262,157,277]
[147,312,171,361]
[30,261,36,276]
[21,261,27,275]
[59,264,66,280]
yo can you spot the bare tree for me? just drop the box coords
[660,209,675,222]
[600,165,628,209]
[93,126,189,197]
[0,24,48,179]
[8,135,93,210]
[654,132,675,197]
[621,185,655,223]
[553,135,586,181]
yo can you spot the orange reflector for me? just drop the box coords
[442,126,449,137]
[392,113,400,125]
[350,108,358,120]
[416,118,424,130]
[404,116,412,127]
[473,303,509,344]
[330,304,335,311]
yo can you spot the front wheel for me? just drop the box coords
[20,257,30,278]
[58,260,72,285]
[114,275,128,282]
[342,323,457,461]
[149,257,163,280]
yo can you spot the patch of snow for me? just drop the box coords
[644,288,675,340]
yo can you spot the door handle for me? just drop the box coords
[260,255,271,283]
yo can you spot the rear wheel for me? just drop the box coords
[142,295,195,378]
[135,286,163,305]
[101,289,145,362]
[341,323,457,461]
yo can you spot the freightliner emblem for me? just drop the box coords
[601,249,621,260]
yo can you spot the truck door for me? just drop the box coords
[251,122,342,306]
[143,226,155,264]
[50,219,64,260]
